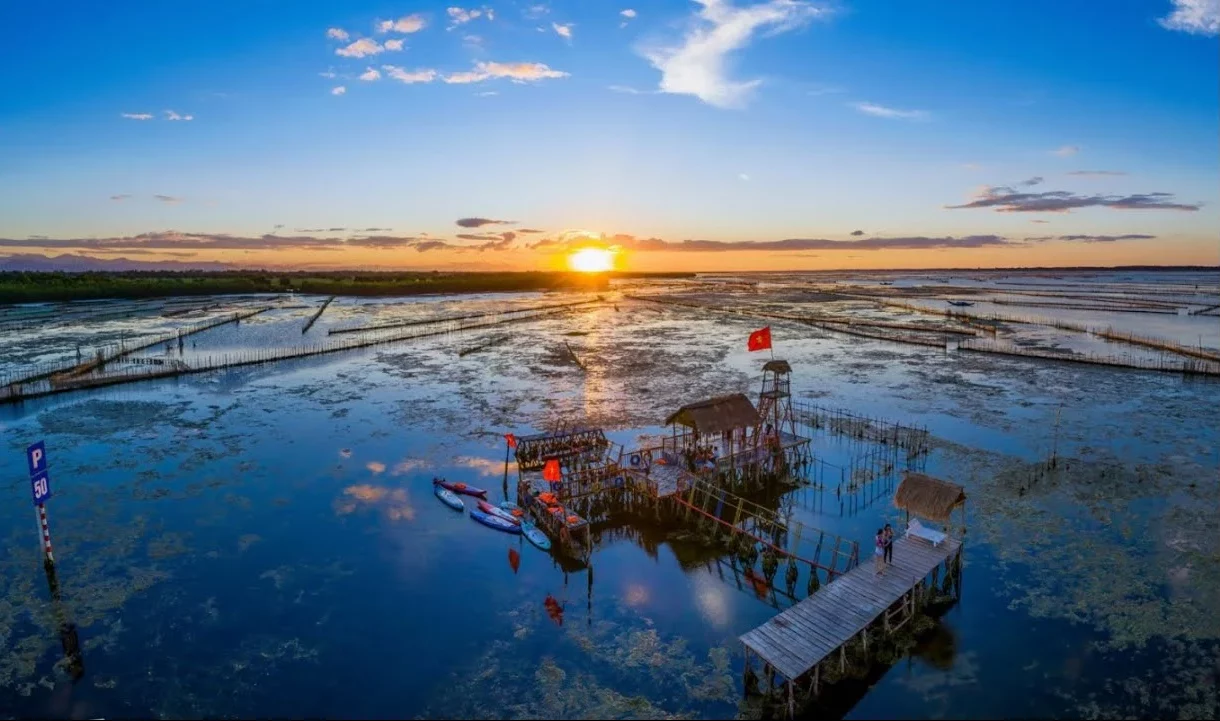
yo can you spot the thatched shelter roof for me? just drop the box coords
[894,472,966,523]
[762,359,792,373]
[665,394,761,435]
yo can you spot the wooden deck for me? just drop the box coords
[740,534,962,681]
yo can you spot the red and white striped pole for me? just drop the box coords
[36,503,54,565]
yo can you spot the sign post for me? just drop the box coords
[26,441,55,567]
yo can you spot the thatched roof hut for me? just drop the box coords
[894,472,966,523]
[665,394,761,436]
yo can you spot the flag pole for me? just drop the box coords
[502,437,511,499]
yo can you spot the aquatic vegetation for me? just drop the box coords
[1,275,1216,717]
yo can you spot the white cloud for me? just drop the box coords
[383,65,439,84]
[552,22,573,39]
[621,8,637,18]
[477,90,498,96]
[442,60,568,84]
[525,4,549,19]
[326,27,350,41]
[360,67,381,81]
[120,112,153,120]
[639,0,828,109]
[739,173,750,181]
[336,38,385,57]
[608,84,652,94]
[1159,0,1219,35]
[319,70,338,78]
[447,6,493,29]
[332,85,347,95]
[377,14,427,33]
[850,101,928,120]
[164,110,194,121]
[1053,145,1081,157]
[384,38,405,51]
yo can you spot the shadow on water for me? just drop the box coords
[788,612,960,721]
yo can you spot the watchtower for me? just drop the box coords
[757,359,796,439]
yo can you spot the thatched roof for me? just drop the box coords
[894,472,966,523]
[762,359,792,374]
[665,394,761,435]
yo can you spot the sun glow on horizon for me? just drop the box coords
[567,247,617,273]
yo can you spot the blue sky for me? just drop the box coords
[0,0,1216,270]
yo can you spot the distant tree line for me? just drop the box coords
[0,269,698,304]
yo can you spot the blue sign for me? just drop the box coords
[26,441,47,477]
[31,470,52,505]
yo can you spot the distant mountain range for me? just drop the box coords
[0,253,235,272]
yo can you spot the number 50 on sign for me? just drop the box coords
[31,471,52,505]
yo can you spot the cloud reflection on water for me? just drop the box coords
[334,484,416,521]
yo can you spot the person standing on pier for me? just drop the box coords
[874,528,886,575]
[883,524,894,566]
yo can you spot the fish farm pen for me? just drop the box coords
[629,291,1220,376]
[511,360,930,572]
[0,301,599,404]
[503,357,964,717]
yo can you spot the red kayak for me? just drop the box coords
[477,500,521,525]
[432,477,488,498]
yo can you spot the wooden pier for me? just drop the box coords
[741,534,962,680]
[740,470,968,717]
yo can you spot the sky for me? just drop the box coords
[0,0,1217,272]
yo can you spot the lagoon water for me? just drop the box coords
[2,274,1218,719]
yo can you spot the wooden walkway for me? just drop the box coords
[740,534,962,682]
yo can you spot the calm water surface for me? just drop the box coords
[1,280,1217,719]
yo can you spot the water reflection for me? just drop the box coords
[692,575,729,629]
[44,563,85,683]
[334,484,416,521]
[913,621,958,671]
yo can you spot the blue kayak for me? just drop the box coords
[471,509,522,534]
[521,521,552,551]
[435,485,464,511]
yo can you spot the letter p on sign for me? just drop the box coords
[27,441,47,477]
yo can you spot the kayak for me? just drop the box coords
[497,501,527,520]
[434,485,465,511]
[521,521,552,551]
[432,478,487,498]
[477,500,521,525]
[471,509,522,534]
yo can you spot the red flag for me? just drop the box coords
[542,459,561,482]
[747,326,772,352]
[505,433,518,448]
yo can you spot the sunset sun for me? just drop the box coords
[567,247,616,273]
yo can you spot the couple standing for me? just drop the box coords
[874,524,894,575]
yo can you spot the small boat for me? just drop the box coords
[434,485,465,511]
[521,521,552,551]
[946,300,975,307]
[477,500,521,525]
[432,477,488,497]
[470,509,522,534]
